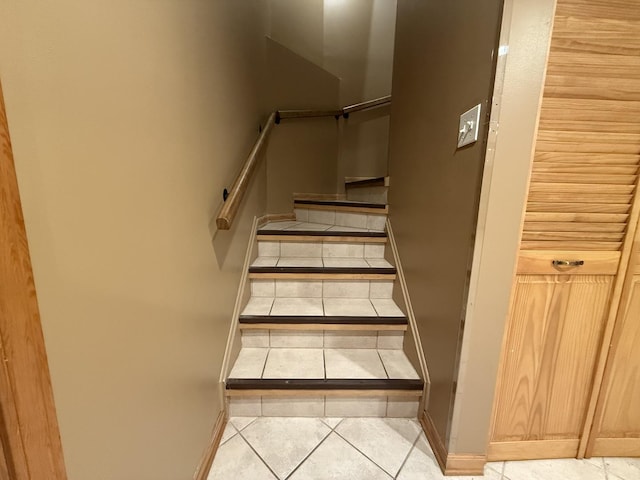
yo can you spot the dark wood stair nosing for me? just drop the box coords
[344,176,387,188]
[248,266,397,275]
[225,378,423,391]
[256,229,387,238]
[239,315,408,325]
[294,199,388,210]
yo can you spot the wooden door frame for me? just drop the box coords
[0,79,68,479]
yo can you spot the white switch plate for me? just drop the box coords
[457,103,482,148]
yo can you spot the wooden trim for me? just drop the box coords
[0,80,68,479]
[292,193,347,201]
[419,411,486,475]
[343,95,391,115]
[193,410,227,480]
[216,113,276,230]
[226,389,422,398]
[238,323,407,331]
[225,378,423,391]
[248,266,396,275]
[248,272,396,280]
[257,213,296,226]
[294,203,388,215]
[487,439,579,461]
[517,250,621,275]
[590,437,640,457]
[294,199,387,210]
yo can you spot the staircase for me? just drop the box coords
[223,196,424,418]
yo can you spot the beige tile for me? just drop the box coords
[367,214,387,231]
[261,397,325,417]
[251,257,279,267]
[321,417,343,429]
[364,243,386,258]
[325,349,387,379]
[335,211,368,229]
[323,280,370,298]
[387,397,419,418]
[270,330,323,348]
[327,225,369,232]
[287,222,332,231]
[242,418,331,479]
[262,348,325,378]
[604,458,640,480]
[219,423,237,445]
[207,431,274,479]
[229,417,256,431]
[228,348,269,378]
[280,241,322,257]
[322,242,365,258]
[336,418,422,477]
[275,280,322,298]
[369,280,394,298]
[378,350,420,379]
[241,297,274,316]
[271,298,324,316]
[261,221,300,230]
[294,208,309,222]
[366,258,394,268]
[377,331,405,349]
[308,209,336,225]
[227,397,262,418]
[258,241,280,257]
[324,331,377,349]
[323,298,377,316]
[251,279,275,297]
[276,257,323,267]
[324,397,387,418]
[322,257,369,268]
[503,458,607,480]
[371,298,405,317]
[241,330,269,348]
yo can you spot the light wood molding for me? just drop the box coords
[0,80,68,479]
[517,251,620,275]
[419,411,485,475]
[225,389,422,398]
[193,410,227,480]
[256,234,387,244]
[487,440,579,461]
[591,438,640,458]
[239,323,407,331]
[257,213,296,226]
[216,113,276,230]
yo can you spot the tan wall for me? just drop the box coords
[0,1,267,479]
[450,0,556,454]
[388,0,504,447]
[266,0,396,189]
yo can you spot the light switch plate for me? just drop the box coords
[457,103,482,148]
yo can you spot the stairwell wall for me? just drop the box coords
[0,1,268,479]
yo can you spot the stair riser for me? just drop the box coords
[259,241,386,259]
[228,395,419,418]
[241,330,405,349]
[346,186,389,205]
[250,279,394,299]
[295,208,387,231]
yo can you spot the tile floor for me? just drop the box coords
[209,417,640,480]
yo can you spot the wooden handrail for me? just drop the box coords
[216,112,276,230]
[276,95,391,123]
[217,95,391,230]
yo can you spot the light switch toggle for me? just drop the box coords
[457,104,482,148]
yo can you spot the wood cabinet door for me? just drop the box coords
[488,272,614,460]
[588,247,640,457]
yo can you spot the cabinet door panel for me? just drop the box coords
[591,276,640,456]
[491,275,613,450]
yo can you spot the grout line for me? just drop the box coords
[322,349,327,379]
[260,349,270,379]
[283,426,334,480]
[393,428,422,479]
[332,428,395,478]
[236,429,281,480]
[377,350,391,379]
[601,457,609,480]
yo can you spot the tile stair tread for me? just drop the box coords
[250,257,393,269]
[227,347,422,387]
[258,225,387,236]
[241,297,405,318]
